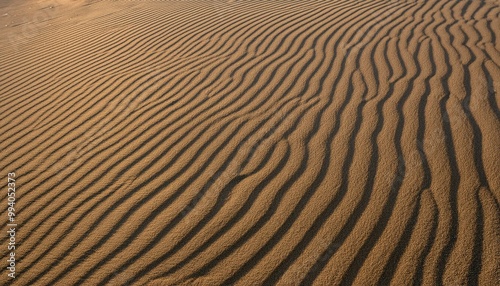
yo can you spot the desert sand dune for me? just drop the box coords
[0,0,499,285]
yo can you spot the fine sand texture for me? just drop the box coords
[1,0,499,285]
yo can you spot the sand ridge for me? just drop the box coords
[0,0,499,285]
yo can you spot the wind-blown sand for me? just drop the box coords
[1,0,499,285]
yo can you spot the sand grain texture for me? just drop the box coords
[0,0,499,285]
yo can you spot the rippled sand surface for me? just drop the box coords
[1,0,499,285]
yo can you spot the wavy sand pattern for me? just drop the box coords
[1,0,499,285]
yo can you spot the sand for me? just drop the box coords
[0,0,499,285]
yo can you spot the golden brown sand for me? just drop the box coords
[1,0,499,285]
